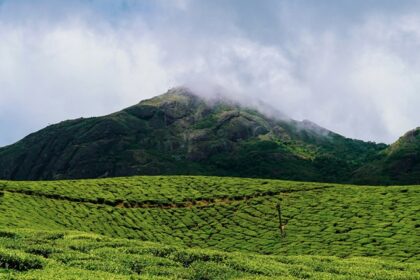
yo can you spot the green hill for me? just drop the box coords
[353,128,420,185]
[0,176,418,278]
[0,88,388,183]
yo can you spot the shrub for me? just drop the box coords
[170,249,227,267]
[0,230,18,239]
[190,261,240,280]
[0,248,45,271]
[24,245,62,258]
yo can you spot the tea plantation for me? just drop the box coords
[0,176,419,279]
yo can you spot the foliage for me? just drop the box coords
[0,88,403,184]
[0,248,45,271]
[354,127,420,185]
[0,175,419,278]
[0,228,418,279]
[0,176,419,263]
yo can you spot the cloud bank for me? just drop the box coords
[0,0,419,146]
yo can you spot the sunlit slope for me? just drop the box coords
[0,228,418,280]
[1,176,418,263]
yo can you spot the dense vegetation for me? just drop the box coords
[0,176,418,278]
[0,87,402,184]
[0,88,417,278]
[1,228,418,280]
[354,127,420,185]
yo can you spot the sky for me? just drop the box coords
[0,0,419,146]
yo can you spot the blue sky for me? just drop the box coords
[0,0,419,146]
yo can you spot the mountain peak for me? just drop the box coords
[0,88,394,183]
[166,86,196,96]
[139,86,199,106]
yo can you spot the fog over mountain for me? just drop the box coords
[1,0,419,146]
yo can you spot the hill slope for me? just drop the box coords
[0,87,387,183]
[1,228,418,280]
[0,176,418,279]
[353,128,420,185]
[0,176,418,261]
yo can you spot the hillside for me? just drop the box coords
[1,229,418,280]
[0,87,387,183]
[0,176,418,260]
[353,128,420,185]
[0,176,418,279]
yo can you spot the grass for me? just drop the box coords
[0,176,419,278]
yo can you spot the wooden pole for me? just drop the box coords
[276,202,284,238]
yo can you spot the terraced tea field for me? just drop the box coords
[0,228,419,279]
[0,176,419,279]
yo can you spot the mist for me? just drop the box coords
[0,0,419,146]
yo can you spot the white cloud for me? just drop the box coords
[0,2,419,146]
[0,21,175,145]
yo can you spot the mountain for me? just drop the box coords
[0,87,392,182]
[353,127,420,185]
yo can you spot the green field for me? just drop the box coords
[0,176,419,279]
